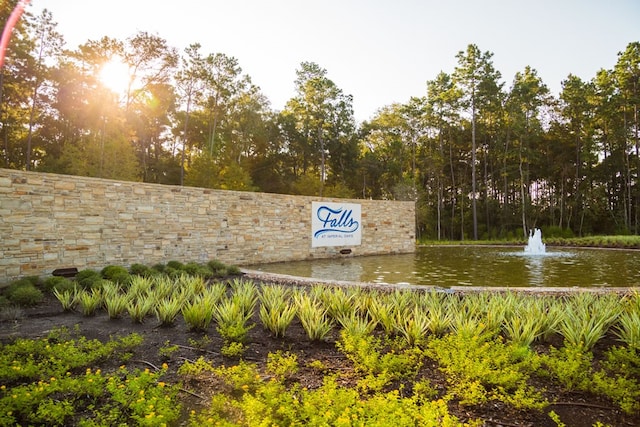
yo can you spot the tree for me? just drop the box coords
[614,42,640,232]
[179,49,268,191]
[453,44,502,240]
[505,66,551,235]
[425,72,462,239]
[175,43,206,185]
[1,0,36,169]
[23,9,64,170]
[43,36,141,180]
[282,62,356,196]
[557,74,596,235]
[359,104,410,199]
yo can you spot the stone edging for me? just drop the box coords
[240,269,636,296]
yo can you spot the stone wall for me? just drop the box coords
[0,169,415,282]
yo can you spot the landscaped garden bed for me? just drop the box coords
[1,261,639,426]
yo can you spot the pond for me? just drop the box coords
[246,246,640,288]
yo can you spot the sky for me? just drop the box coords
[27,0,640,122]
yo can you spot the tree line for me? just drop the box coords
[1,4,639,239]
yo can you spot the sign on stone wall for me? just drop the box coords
[311,201,361,247]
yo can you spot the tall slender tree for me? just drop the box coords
[426,72,462,239]
[614,42,640,232]
[453,44,502,239]
[506,66,551,235]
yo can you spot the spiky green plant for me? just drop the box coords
[502,296,546,347]
[368,295,397,335]
[214,297,254,344]
[176,285,196,305]
[178,274,206,299]
[483,293,514,332]
[52,288,77,312]
[182,296,216,331]
[503,313,542,348]
[308,283,331,303]
[259,285,290,309]
[77,288,102,316]
[127,296,156,323]
[259,285,296,338]
[395,309,431,347]
[151,275,176,300]
[101,281,121,299]
[214,297,250,325]
[104,292,131,319]
[559,292,622,351]
[540,297,565,341]
[295,292,333,341]
[338,310,377,338]
[426,299,453,336]
[348,286,373,314]
[230,279,258,318]
[321,287,356,322]
[389,289,414,315]
[155,296,183,326]
[259,302,297,338]
[419,291,453,336]
[614,308,640,350]
[450,311,493,342]
[456,292,486,319]
[128,275,154,299]
[204,282,227,304]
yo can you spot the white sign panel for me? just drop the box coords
[311,201,361,247]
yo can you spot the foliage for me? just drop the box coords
[0,328,180,426]
[52,288,77,311]
[127,296,156,323]
[182,296,215,331]
[395,308,431,347]
[155,296,183,326]
[259,285,297,338]
[77,288,103,316]
[185,361,478,427]
[266,351,299,381]
[6,282,44,307]
[558,292,621,351]
[426,333,546,409]
[294,292,334,341]
[214,296,255,346]
[13,257,640,424]
[103,290,130,319]
[337,331,423,391]
[100,265,130,281]
[542,345,640,414]
[75,269,103,290]
[615,292,640,350]
[0,328,142,384]
[43,276,75,292]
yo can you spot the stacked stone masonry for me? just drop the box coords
[0,169,415,282]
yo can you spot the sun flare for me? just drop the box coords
[99,57,130,95]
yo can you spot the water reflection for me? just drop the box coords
[525,256,544,286]
[247,246,640,288]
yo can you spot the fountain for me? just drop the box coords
[524,228,546,254]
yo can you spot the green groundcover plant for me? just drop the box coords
[0,328,180,427]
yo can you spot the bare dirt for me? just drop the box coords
[2,286,639,427]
